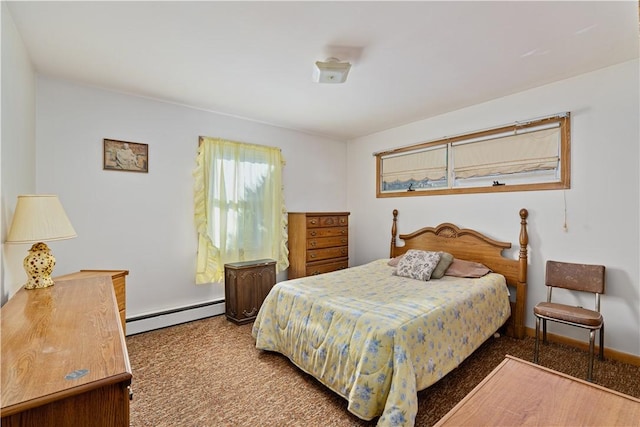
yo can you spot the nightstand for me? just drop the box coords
[224,259,276,324]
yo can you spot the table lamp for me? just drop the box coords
[5,195,77,289]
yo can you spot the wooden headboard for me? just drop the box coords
[389,209,529,339]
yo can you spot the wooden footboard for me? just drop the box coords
[390,209,529,338]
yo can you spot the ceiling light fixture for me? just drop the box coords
[313,57,351,84]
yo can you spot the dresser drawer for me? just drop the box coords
[306,260,349,276]
[306,215,349,228]
[119,309,126,331]
[112,275,126,313]
[307,235,348,250]
[307,226,348,238]
[307,246,348,262]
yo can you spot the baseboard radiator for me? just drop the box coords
[125,299,225,336]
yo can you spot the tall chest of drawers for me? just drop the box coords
[288,212,350,279]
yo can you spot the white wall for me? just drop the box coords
[346,60,640,357]
[32,76,348,326]
[1,3,37,303]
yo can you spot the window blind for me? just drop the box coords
[382,146,447,183]
[452,127,560,179]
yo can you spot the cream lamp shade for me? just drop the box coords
[6,195,77,289]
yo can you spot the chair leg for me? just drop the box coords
[534,316,541,363]
[599,323,605,360]
[588,329,596,382]
[542,318,547,344]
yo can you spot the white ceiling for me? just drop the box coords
[7,1,639,140]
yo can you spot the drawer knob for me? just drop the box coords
[310,231,317,236]
[310,253,317,258]
[310,219,317,225]
[310,241,317,247]
[341,249,347,254]
[341,238,347,244]
[312,271,320,275]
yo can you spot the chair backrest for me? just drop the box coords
[545,260,605,294]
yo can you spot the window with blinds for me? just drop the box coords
[376,113,570,197]
[380,146,448,191]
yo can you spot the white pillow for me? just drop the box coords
[395,249,441,281]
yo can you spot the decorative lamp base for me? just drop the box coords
[23,242,56,289]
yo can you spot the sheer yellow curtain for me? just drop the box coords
[194,137,288,284]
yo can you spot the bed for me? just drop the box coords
[252,209,529,426]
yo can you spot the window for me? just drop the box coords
[376,113,570,197]
[194,137,288,283]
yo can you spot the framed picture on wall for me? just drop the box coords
[103,139,148,173]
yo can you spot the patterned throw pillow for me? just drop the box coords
[395,249,442,281]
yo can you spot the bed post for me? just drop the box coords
[390,209,398,258]
[515,208,529,339]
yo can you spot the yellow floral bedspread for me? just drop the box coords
[251,259,511,426]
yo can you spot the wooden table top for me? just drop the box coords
[435,355,640,426]
[1,277,131,416]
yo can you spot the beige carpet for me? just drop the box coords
[126,315,640,426]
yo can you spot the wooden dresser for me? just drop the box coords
[288,212,350,279]
[54,269,128,333]
[224,259,276,325]
[1,274,132,427]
